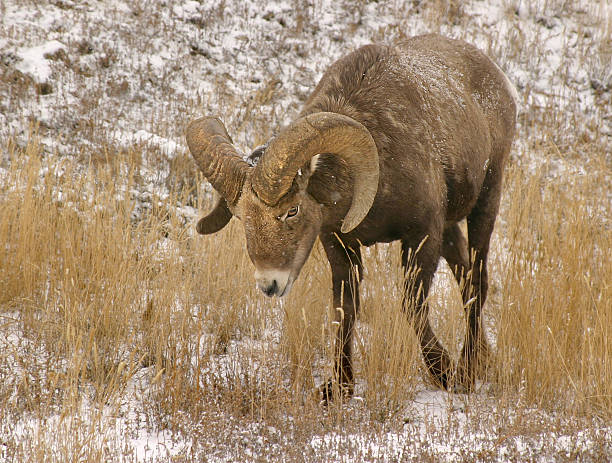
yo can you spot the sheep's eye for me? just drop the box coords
[278,205,300,222]
[286,205,299,218]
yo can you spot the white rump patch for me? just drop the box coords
[494,61,521,114]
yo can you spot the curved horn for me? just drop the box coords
[186,117,249,206]
[252,112,379,233]
[196,193,233,235]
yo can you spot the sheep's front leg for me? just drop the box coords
[320,235,362,403]
[401,238,454,390]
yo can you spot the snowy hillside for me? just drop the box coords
[1,0,610,461]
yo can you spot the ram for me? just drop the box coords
[186,33,518,400]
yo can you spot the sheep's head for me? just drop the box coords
[186,113,378,297]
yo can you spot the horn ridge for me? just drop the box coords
[186,116,249,206]
[251,112,379,233]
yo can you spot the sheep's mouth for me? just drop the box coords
[258,279,293,298]
[278,278,294,297]
[262,280,278,297]
[255,269,294,298]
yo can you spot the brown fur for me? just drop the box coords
[193,34,517,399]
[285,34,517,397]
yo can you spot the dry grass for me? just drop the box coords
[1,128,609,460]
[1,0,611,460]
[496,147,611,417]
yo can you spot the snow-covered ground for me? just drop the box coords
[3,311,609,462]
[2,0,610,159]
[1,0,611,461]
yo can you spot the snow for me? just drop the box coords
[1,0,611,461]
[14,40,67,84]
[310,389,611,463]
[114,129,181,158]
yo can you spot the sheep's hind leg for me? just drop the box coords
[453,170,503,389]
[442,222,489,391]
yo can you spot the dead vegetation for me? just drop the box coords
[0,0,610,461]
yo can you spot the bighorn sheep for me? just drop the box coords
[186,34,517,400]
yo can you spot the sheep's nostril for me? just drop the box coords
[261,280,278,297]
[255,270,290,297]
[266,280,278,296]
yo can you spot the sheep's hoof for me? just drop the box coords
[424,364,455,392]
[427,366,472,394]
[451,363,476,393]
[450,377,472,394]
[454,345,493,392]
[318,379,354,405]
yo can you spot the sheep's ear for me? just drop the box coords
[309,154,321,174]
[247,144,267,167]
[196,195,233,234]
[295,154,321,190]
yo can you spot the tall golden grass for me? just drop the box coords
[2,0,610,460]
[0,130,610,463]
[495,144,611,417]
[2,132,609,427]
